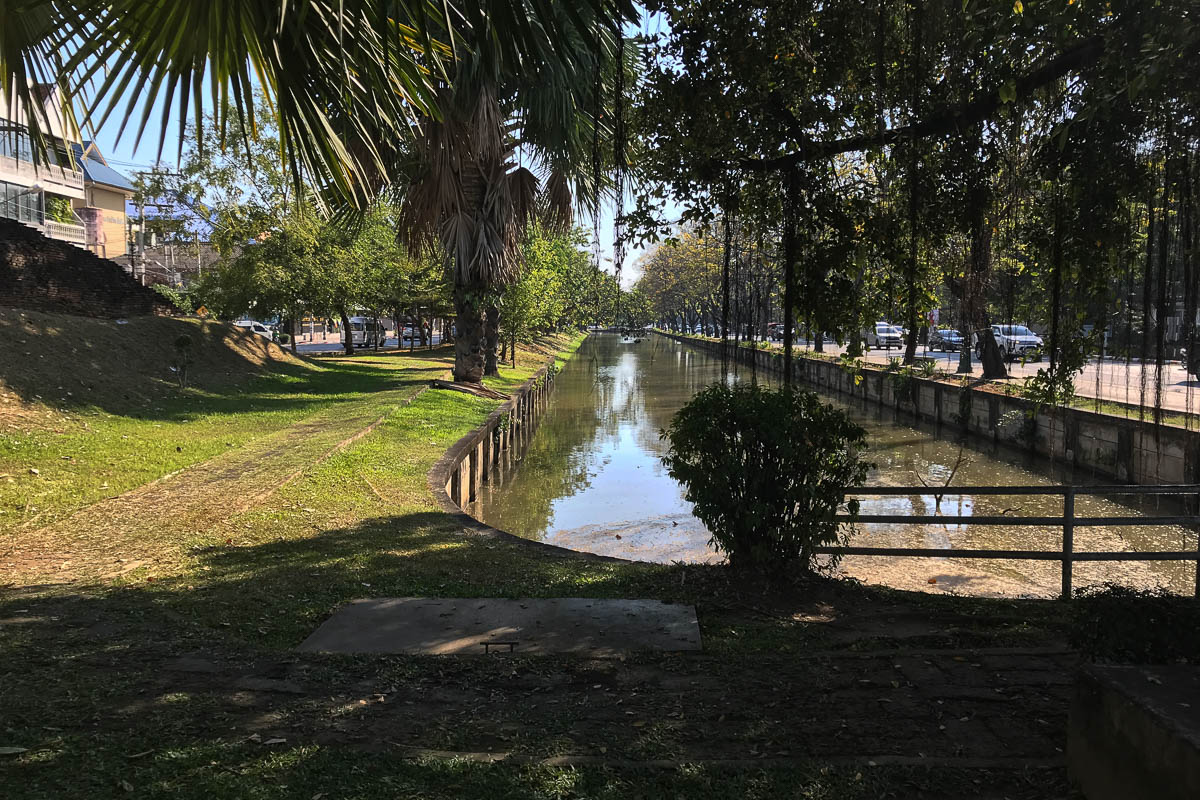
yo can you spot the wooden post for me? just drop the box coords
[1061,487,1075,600]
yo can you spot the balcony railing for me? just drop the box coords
[44,219,87,245]
[0,154,85,196]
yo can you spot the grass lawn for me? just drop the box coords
[1,326,1077,798]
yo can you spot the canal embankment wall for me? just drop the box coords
[427,337,624,561]
[654,331,1200,487]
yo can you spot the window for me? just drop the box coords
[0,181,44,225]
[0,126,32,162]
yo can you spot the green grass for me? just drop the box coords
[0,353,451,534]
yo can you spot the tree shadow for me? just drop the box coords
[0,308,453,422]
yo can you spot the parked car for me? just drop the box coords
[976,324,1044,362]
[767,322,784,341]
[929,328,964,352]
[233,319,273,339]
[864,321,904,350]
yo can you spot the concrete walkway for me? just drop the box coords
[299,597,703,655]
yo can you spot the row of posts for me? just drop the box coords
[446,369,555,509]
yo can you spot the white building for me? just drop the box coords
[1,86,133,257]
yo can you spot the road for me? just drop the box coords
[294,332,445,354]
[756,338,1200,417]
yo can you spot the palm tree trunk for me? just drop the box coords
[484,304,501,376]
[454,288,486,383]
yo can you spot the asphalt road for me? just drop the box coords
[294,334,444,354]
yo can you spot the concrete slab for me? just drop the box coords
[1069,664,1200,800]
[297,597,702,656]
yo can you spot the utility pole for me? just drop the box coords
[131,166,182,286]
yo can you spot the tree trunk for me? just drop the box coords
[288,315,298,354]
[453,288,486,383]
[782,169,797,389]
[395,309,404,350]
[339,309,354,355]
[484,304,500,376]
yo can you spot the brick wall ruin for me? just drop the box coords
[0,217,175,317]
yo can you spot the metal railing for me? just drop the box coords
[821,485,1200,599]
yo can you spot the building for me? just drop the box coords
[0,85,87,243]
[1,87,134,258]
[114,239,222,287]
[70,141,134,258]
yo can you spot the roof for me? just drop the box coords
[70,142,134,193]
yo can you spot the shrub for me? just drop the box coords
[45,195,74,223]
[172,334,194,388]
[662,383,869,573]
[276,332,291,345]
[1070,583,1200,663]
[151,283,193,314]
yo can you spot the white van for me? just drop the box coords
[233,319,273,339]
[343,316,388,347]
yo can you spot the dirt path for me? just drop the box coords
[4,374,444,585]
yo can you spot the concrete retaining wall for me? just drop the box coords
[656,332,1200,487]
[426,341,624,563]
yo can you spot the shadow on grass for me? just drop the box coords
[0,310,454,422]
[0,508,1077,799]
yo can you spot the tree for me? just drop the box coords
[398,5,638,383]
[5,0,635,206]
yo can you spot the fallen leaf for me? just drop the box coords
[0,747,29,755]
[264,738,287,745]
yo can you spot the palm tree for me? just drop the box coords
[1,0,632,207]
[398,12,631,382]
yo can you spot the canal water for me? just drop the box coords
[475,334,1197,597]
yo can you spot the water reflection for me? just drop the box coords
[475,335,1198,597]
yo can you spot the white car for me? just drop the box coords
[978,324,1044,362]
[864,321,904,350]
[233,320,273,338]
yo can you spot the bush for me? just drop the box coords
[662,383,869,573]
[1070,583,1200,663]
[151,283,193,314]
[276,332,291,345]
[172,334,193,389]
